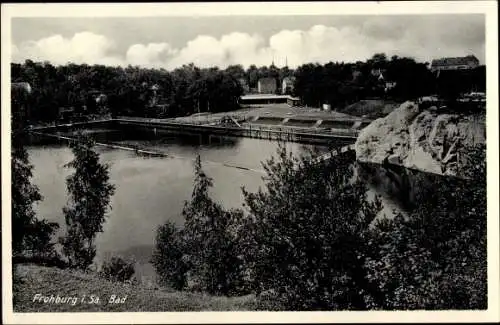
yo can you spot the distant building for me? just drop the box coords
[430,55,480,72]
[95,93,107,104]
[11,82,33,122]
[370,68,386,78]
[148,84,162,106]
[257,78,277,94]
[287,96,301,107]
[58,107,75,122]
[370,71,397,93]
[281,76,296,94]
[146,104,170,118]
[12,82,32,94]
[384,81,397,93]
[239,94,299,106]
[237,78,250,94]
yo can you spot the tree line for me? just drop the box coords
[11,61,246,122]
[12,54,485,124]
[292,53,486,108]
[11,60,292,123]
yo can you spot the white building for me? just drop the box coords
[281,76,296,94]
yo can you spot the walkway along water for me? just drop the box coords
[30,121,356,174]
[31,116,359,146]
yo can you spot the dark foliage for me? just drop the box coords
[60,134,116,270]
[181,155,244,295]
[239,147,383,310]
[153,156,245,295]
[11,84,60,260]
[99,256,136,283]
[365,145,486,309]
[149,142,486,310]
[151,221,189,290]
[11,61,245,122]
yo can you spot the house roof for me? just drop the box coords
[240,94,298,100]
[370,69,385,77]
[431,55,479,67]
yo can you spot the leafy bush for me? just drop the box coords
[24,219,60,259]
[151,144,486,311]
[99,256,136,283]
[237,143,486,310]
[180,156,244,295]
[151,221,188,290]
[153,156,245,295]
[239,146,383,310]
[11,140,43,257]
[364,144,487,309]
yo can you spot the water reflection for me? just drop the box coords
[356,161,464,213]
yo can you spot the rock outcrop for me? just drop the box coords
[355,101,485,177]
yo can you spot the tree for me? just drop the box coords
[11,142,43,257]
[180,155,243,295]
[246,64,260,89]
[240,146,383,310]
[11,84,59,260]
[364,144,486,309]
[225,64,246,80]
[151,221,189,290]
[368,53,388,69]
[60,134,115,270]
[23,219,60,260]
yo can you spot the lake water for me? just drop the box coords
[26,129,338,280]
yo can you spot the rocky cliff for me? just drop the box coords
[355,101,486,177]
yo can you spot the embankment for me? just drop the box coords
[13,264,258,312]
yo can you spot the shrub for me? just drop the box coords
[100,256,136,283]
[179,155,244,295]
[153,156,245,295]
[24,219,60,259]
[364,144,487,309]
[151,221,188,290]
[240,146,383,310]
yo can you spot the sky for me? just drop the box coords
[11,14,485,70]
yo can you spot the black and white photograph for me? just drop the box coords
[2,1,499,323]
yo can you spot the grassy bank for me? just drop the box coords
[340,99,401,119]
[13,264,259,312]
